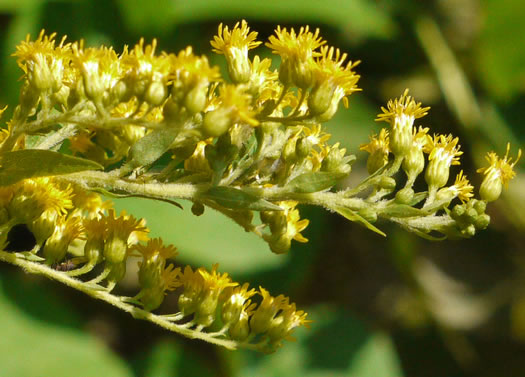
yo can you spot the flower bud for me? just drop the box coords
[460,224,476,237]
[8,192,45,224]
[178,289,200,316]
[203,108,232,137]
[184,82,208,114]
[451,204,465,219]
[425,157,451,191]
[103,236,128,264]
[473,214,490,230]
[225,49,252,84]
[29,209,59,245]
[229,312,250,341]
[145,81,167,106]
[107,261,127,283]
[472,199,486,215]
[403,145,425,182]
[138,254,163,290]
[140,287,165,311]
[379,176,396,190]
[43,224,69,264]
[479,171,503,202]
[395,187,414,204]
[269,234,291,255]
[308,80,335,116]
[84,236,103,263]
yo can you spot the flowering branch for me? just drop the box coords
[0,20,520,352]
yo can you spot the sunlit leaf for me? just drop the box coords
[200,186,282,211]
[0,149,102,186]
[287,172,348,194]
[332,206,386,237]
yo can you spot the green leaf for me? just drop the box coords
[0,274,132,377]
[381,204,429,218]
[408,191,427,206]
[128,127,178,168]
[332,206,386,237]
[0,149,103,186]
[287,171,348,194]
[200,186,282,211]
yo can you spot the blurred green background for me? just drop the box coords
[1,0,524,376]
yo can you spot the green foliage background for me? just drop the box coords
[0,1,524,376]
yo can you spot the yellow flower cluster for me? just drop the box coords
[0,176,309,352]
[0,20,521,352]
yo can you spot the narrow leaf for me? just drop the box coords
[0,149,102,186]
[200,186,282,211]
[287,171,347,193]
[333,206,386,237]
[381,204,429,218]
[128,127,178,168]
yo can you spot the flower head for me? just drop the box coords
[376,89,430,157]
[360,128,390,174]
[211,20,261,83]
[477,143,521,202]
[424,134,463,190]
[13,30,71,92]
[437,170,474,203]
[266,25,326,88]
[309,46,360,119]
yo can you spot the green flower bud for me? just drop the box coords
[29,209,59,245]
[229,313,250,341]
[184,82,208,114]
[103,236,128,264]
[278,59,294,87]
[390,120,413,158]
[140,287,165,311]
[43,227,69,264]
[473,199,487,215]
[203,108,232,137]
[110,80,131,103]
[460,224,476,237]
[308,80,336,116]
[395,187,414,204]
[379,176,396,190]
[145,81,167,106]
[451,204,465,219]
[425,158,451,191]
[163,98,183,122]
[465,208,478,221]
[295,137,311,160]
[479,173,503,202]
[473,214,490,230]
[107,261,127,283]
[225,49,252,84]
[8,192,45,224]
[178,290,200,316]
[269,234,292,255]
[84,237,103,263]
[31,56,54,91]
[138,254,163,290]
[403,146,425,183]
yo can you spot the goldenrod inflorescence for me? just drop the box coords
[0,20,521,351]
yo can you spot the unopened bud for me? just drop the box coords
[203,108,232,137]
